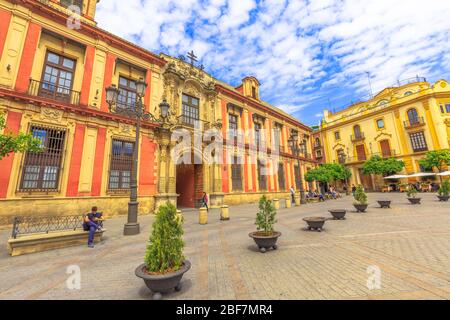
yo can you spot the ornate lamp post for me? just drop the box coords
[340,152,351,196]
[288,132,307,205]
[106,78,168,236]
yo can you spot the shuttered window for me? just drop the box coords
[108,139,134,190]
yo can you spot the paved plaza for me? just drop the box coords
[0,193,450,300]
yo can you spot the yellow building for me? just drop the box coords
[319,78,450,190]
[0,0,316,226]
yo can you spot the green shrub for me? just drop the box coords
[255,196,277,236]
[407,188,418,198]
[438,181,450,196]
[144,202,184,274]
[353,185,368,205]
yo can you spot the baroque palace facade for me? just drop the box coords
[316,77,450,191]
[0,0,317,225]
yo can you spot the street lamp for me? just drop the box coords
[288,132,307,205]
[105,78,164,236]
[340,153,351,196]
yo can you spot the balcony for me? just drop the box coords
[350,132,365,142]
[28,79,80,106]
[371,150,398,158]
[404,117,425,129]
[313,143,322,149]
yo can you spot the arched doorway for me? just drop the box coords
[176,151,204,209]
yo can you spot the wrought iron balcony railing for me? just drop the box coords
[404,117,425,129]
[28,79,81,105]
[350,132,365,142]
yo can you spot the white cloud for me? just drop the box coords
[96,0,450,124]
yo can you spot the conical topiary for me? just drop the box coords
[144,202,184,274]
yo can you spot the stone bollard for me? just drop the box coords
[220,205,230,221]
[294,195,301,206]
[199,207,208,225]
[273,199,280,210]
[285,198,292,208]
[175,210,183,224]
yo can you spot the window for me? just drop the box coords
[334,131,340,141]
[228,114,238,143]
[60,0,83,9]
[446,104,450,113]
[254,122,262,148]
[117,77,137,110]
[182,94,199,126]
[315,137,321,147]
[278,163,285,191]
[440,105,445,113]
[258,160,267,191]
[407,108,419,125]
[20,125,66,191]
[273,124,282,152]
[294,165,301,189]
[376,119,385,129]
[109,139,134,190]
[231,156,242,191]
[252,86,257,99]
[404,91,413,96]
[39,52,76,103]
[353,125,362,138]
[316,150,322,158]
[409,132,428,152]
[337,149,345,164]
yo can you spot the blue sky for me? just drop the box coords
[96,0,450,126]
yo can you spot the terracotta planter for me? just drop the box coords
[329,210,347,220]
[303,217,327,232]
[377,200,391,208]
[437,195,450,202]
[135,260,191,300]
[249,231,281,253]
[407,198,421,205]
[353,204,368,212]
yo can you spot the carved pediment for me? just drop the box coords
[374,132,392,141]
[333,142,346,150]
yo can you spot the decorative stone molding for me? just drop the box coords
[40,107,63,122]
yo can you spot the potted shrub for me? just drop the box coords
[377,200,391,208]
[437,181,450,202]
[328,209,347,220]
[135,203,191,300]
[353,185,369,212]
[407,188,421,205]
[249,196,281,253]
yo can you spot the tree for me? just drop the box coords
[419,150,450,174]
[0,114,42,160]
[255,195,277,236]
[305,164,351,183]
[362,155,405,176]
[144,202,185,274]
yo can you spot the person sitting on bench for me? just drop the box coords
[313,190,325,202]
[83,206,103,248]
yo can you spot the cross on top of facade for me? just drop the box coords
[187,50,198,65]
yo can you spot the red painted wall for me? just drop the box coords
[15,22,41,93]
[66,124,86,197]
[144,69,152,112]
[0,9,11,60]
[80,45,96,105]
[0,111,22,198]
[101,53,116,112]
[91,127,106,196]
[138,136,156,196]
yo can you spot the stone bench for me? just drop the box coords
[7,215,106,257]
[7,229,105,257]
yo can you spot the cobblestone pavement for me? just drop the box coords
[1,193,450,300]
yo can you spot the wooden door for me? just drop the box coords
[380,140,391,157]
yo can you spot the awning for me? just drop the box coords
[383,175,409,179]
[407,172,436,178]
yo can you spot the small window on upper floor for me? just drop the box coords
[376,119,385,129]
[404,91,413,96]
[60,0,83,10]
[334,131,340,141]
[252,86,257,99]
[446,104,450,113]
[440,105,445,113]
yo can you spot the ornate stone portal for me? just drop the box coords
[155,55,224,210]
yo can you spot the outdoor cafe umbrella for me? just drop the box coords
[407,172,437,178]
[437,171,450,176]
[383,174,409,179]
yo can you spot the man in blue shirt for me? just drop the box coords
[83,206,102,248]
